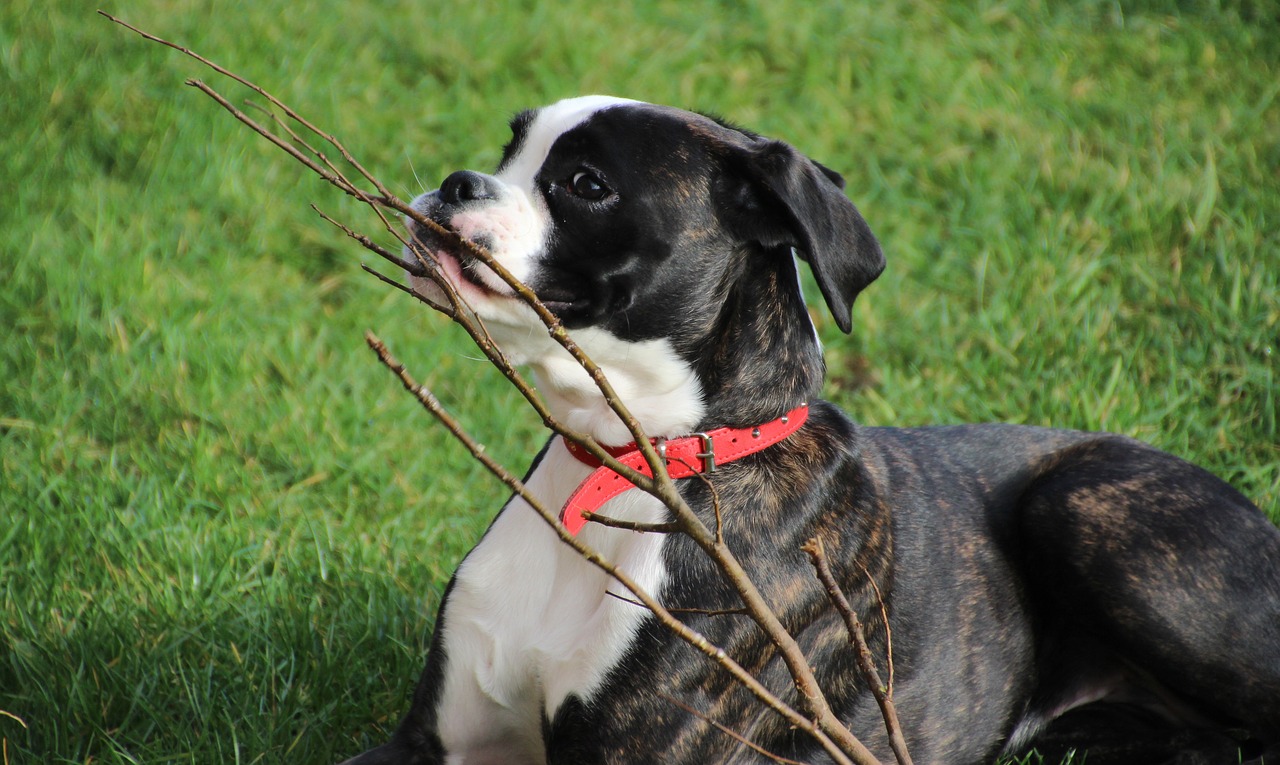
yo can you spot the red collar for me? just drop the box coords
[559,404,809,535]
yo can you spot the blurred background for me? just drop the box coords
[2,1,1276,762]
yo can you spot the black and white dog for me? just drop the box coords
[343,96,1280,764]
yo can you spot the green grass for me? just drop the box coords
[2,1,1277,762]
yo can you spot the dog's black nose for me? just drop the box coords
[439,170,498,205]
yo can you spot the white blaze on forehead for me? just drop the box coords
[495,95,641,187]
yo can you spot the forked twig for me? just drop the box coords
[803,538,912,765]
[855,559,895,696]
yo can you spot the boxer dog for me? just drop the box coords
[340,96,1280,764]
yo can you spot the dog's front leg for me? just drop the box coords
[338,620,547,764]
[340,558,548,765]
[430,603,547,765]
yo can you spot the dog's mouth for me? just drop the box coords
[405,219,595,322]
[442,250,505,298]
[411,241,592,323]
[406,223,506,303]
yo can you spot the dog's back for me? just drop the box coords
[860,422,1280,762]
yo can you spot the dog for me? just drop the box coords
[340,96,1280,764]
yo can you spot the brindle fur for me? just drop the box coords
[343,101,1280,765]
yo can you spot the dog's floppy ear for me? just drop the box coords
[723,139,885,333]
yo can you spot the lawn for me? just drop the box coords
[1,1,1277,763]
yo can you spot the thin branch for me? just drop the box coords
[855,559,894,697]
[101,11,395,200]
[604,591,747,617]
[250,101,404,242]
[186,78,378,205]
[310,205,430,279]
[309,201,455,319]
[672,459,726,545]
[359,263,455,318]
[673,521,879,763]
[587,514,682,534]
[314,198,657,494]
[333,209,662,503]
[803,538,912,765]
[247,99,360,195]
[658,693,808,765]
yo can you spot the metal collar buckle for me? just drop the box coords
[694,432,716,473]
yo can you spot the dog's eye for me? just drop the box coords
[568,171,609,201]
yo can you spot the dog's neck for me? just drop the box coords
[528,329,709,446]
[686,247,827,430]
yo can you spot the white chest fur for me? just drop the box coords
[435,440,671,763]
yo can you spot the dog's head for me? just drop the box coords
[407,96,883,439]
